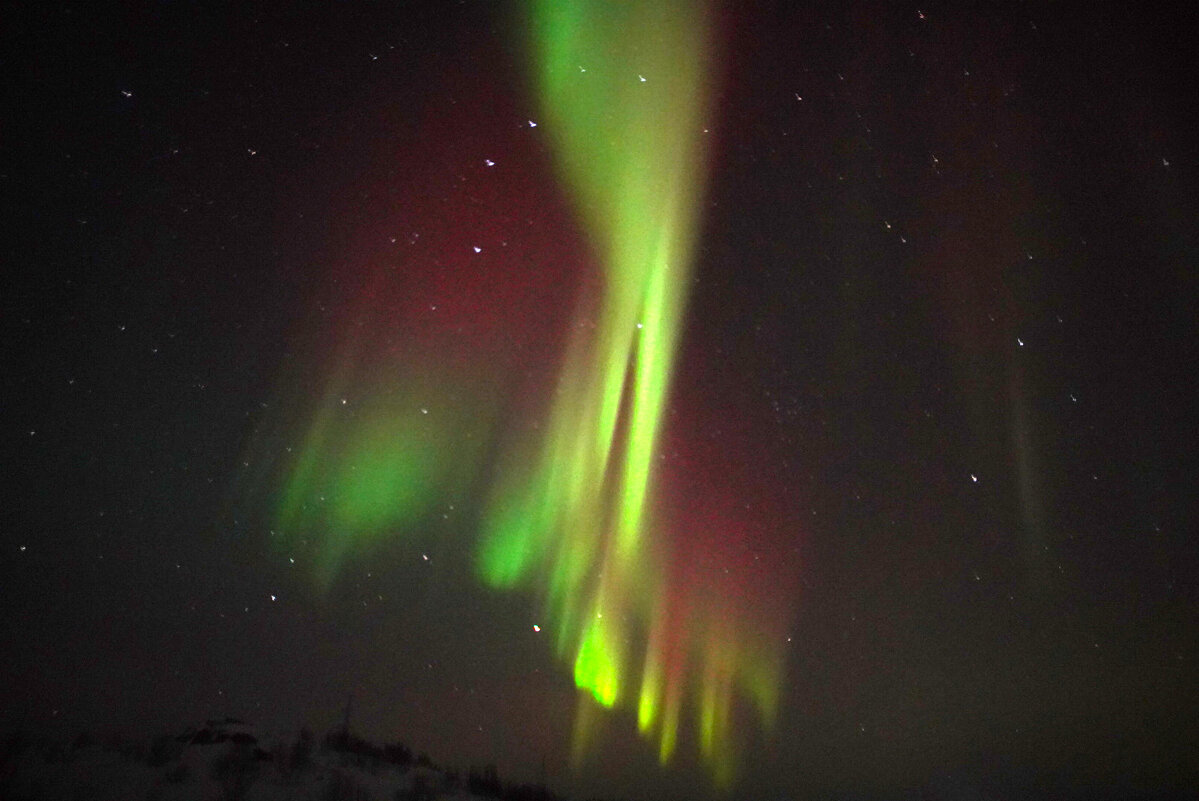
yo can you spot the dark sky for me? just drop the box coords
[4,3,1197,800]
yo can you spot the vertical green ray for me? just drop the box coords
[475,0,788,789]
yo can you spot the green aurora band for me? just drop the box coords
[269,0,788,789]
[476,0,784,787]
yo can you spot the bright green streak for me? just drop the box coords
[479,0,710,634]
[573,613,620,708]
[477,0,729,781]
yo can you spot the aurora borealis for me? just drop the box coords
[270,0,789,785]
[479,0,785,785]
[7,2,1198,800]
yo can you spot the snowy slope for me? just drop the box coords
[1,720,511,801]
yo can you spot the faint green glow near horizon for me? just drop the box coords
[273,366,493,592]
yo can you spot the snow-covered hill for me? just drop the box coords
[1,720,552,801]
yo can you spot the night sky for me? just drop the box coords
[4,3,1197,800]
